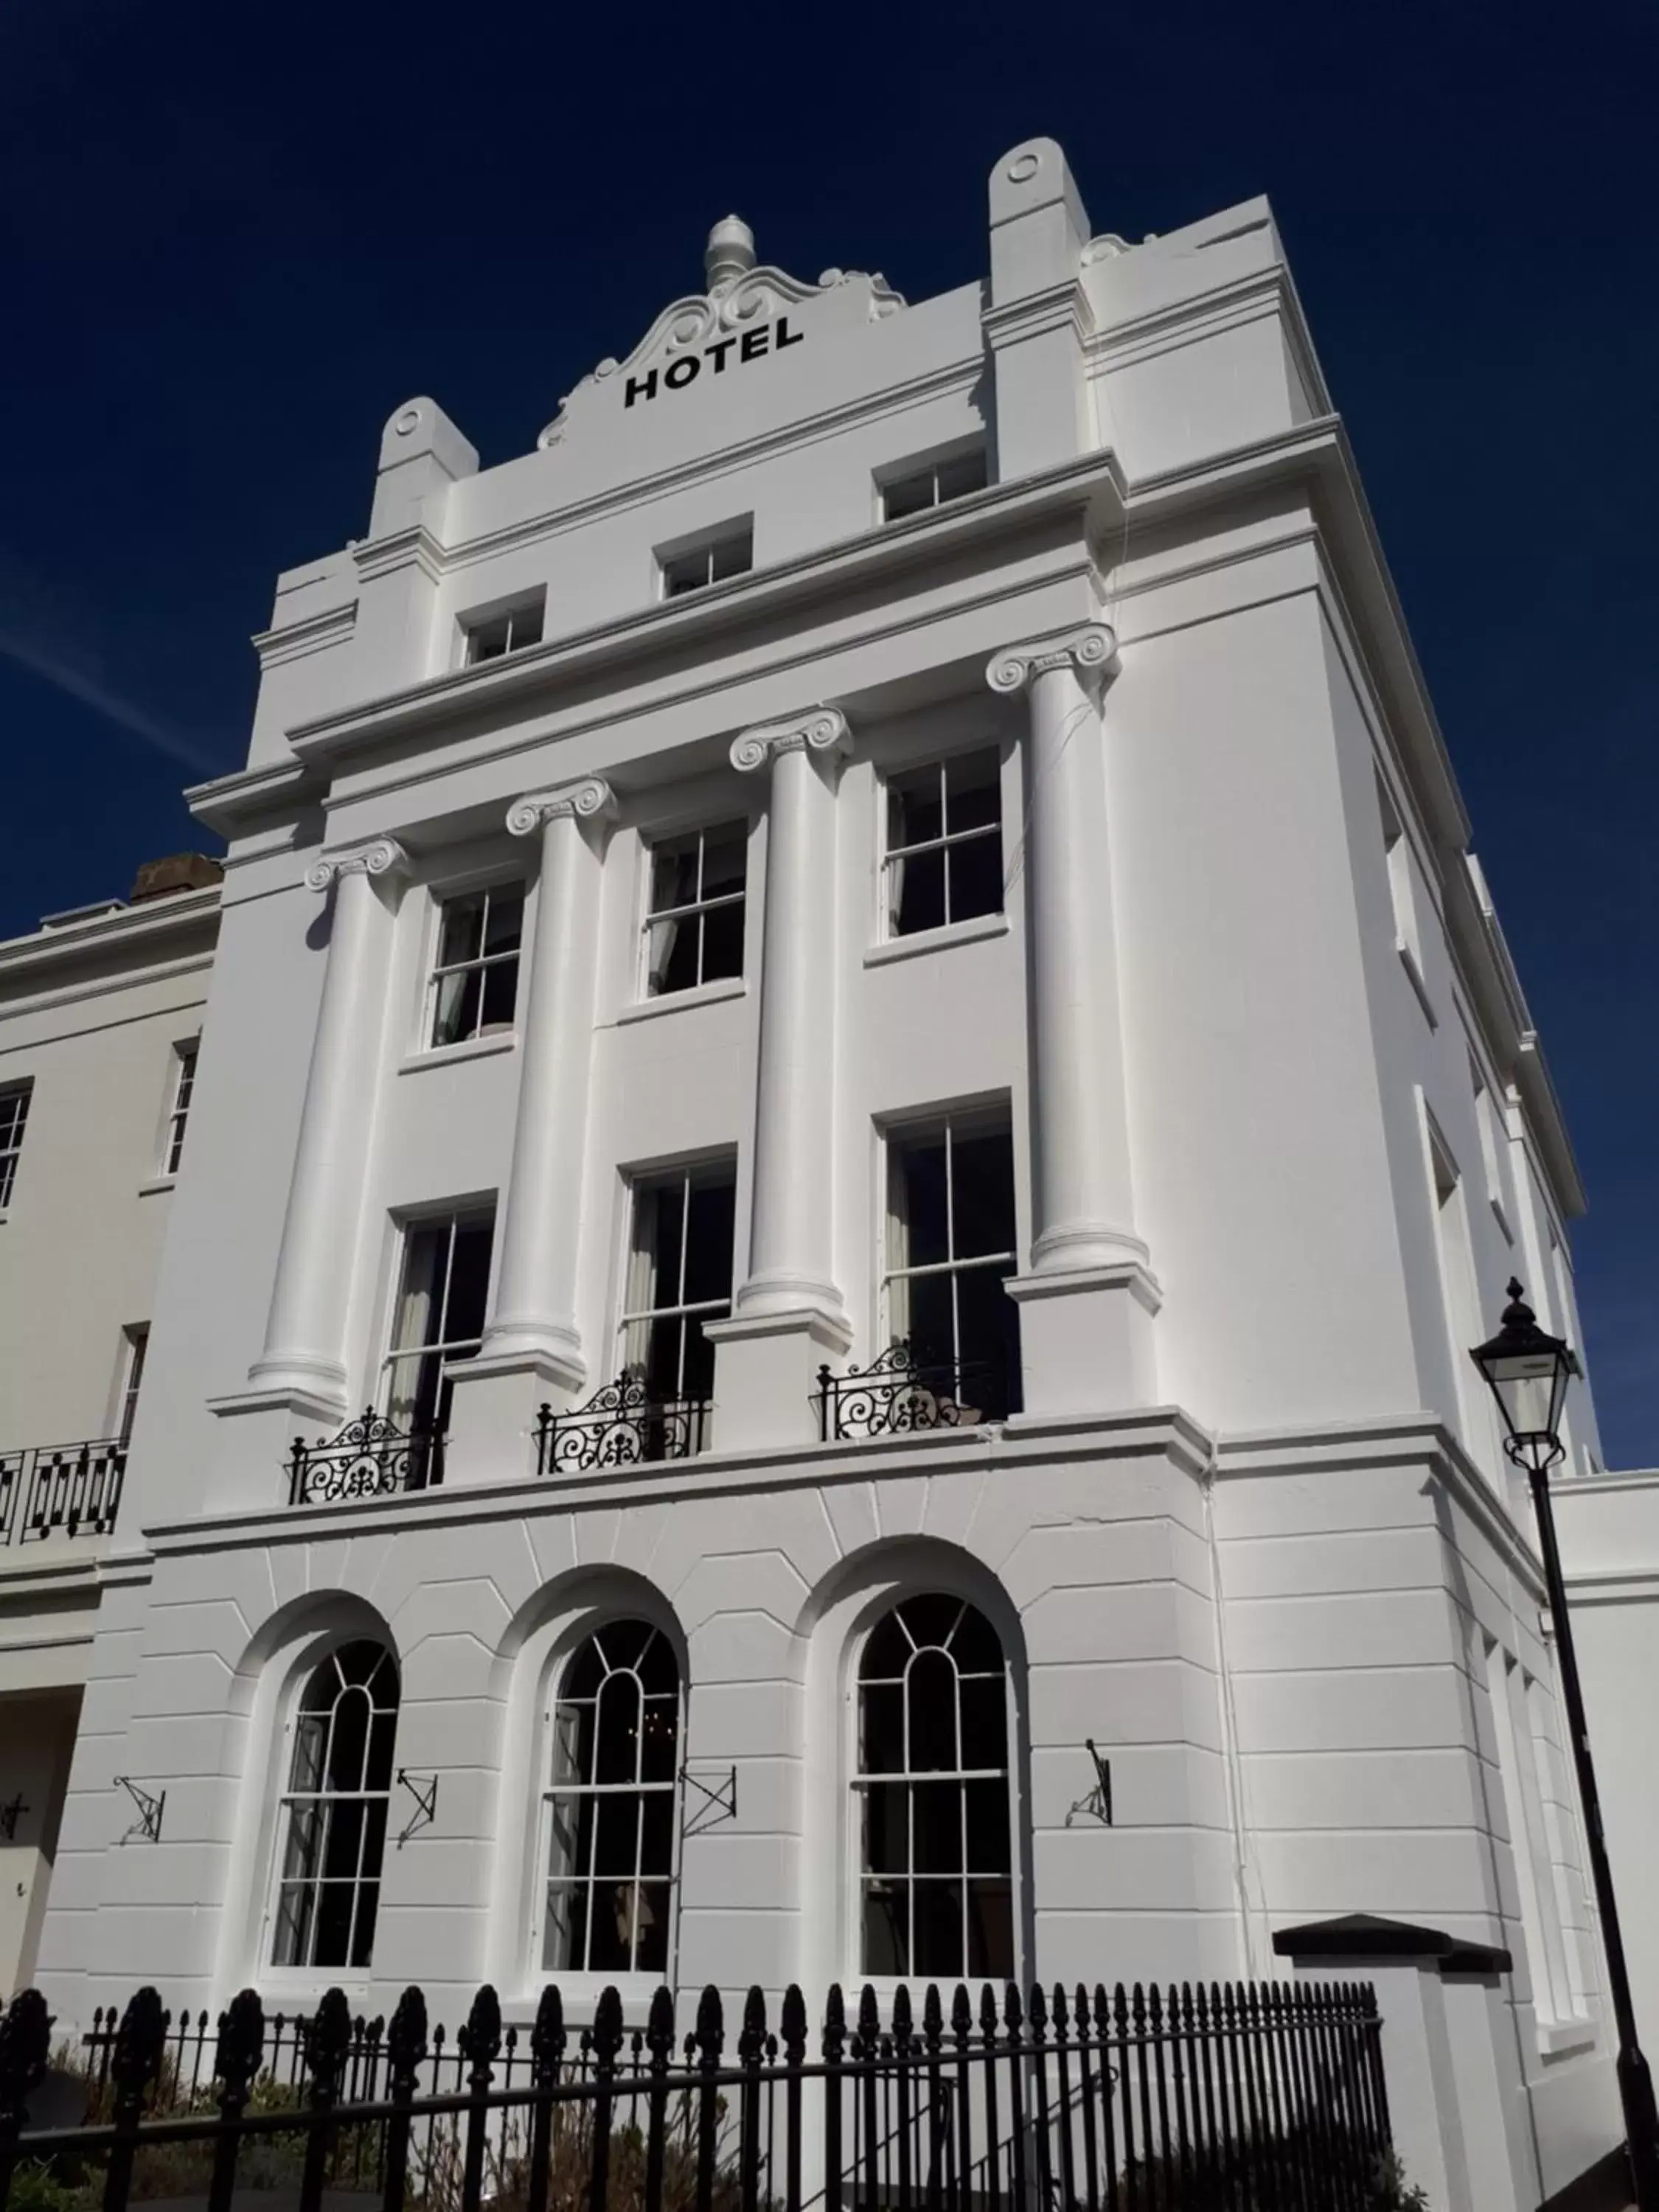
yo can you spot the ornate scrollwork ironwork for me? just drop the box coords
[815,1341,1005,1441]
[534,1377,709,1475]
[287,1408,443,1506]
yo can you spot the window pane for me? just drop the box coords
[321,1798,366,1881]
[482,891,524,956]
[907,1274,956,1371]
[944,750,1000,833]
[327,1690,370,1794]
[546,1793,589,1883]
[959,1676,1009,1772]
[906,1649,959,1772]
[902,1593,964,1649]
[964,1780,1011,1873]
[350,1882,380,1971]
[636,1882,672,1974]
[290,1714,327,1795]
[892,846,946,936]
[912,1780,964,1874]
[860,1611,911,1683]
[637,1629,678,1697]
[700,898,745,982]
[281,1802,324,1885]
[647,914,702,996]
[394,1228,448,1353]
[641,1700,678,1782]
[594,1791,641,1876]
[432,968,479,1049]
[888,764,943,854]
[684,1178,736,1307]
[955,1265,1017,1399]
[588,1880,636,1969]
[313,1882,357,1968]
[950,1603,1004,1677]
[935,449,988,504]
[651,839,703,917]
[681,1316,717,1403]
[543,1882,586,1972]
[478,956,518,1033]
[709,532,753,582]
[444,1217,495,1348]
[700,830,748,901]
[437,895,486,969]
[595,1674,643,1785]
[641,1183,685,1312]
[863,1880,908,1974]
[883,470,935,523]
[912,1881,964,1978]
[967,1879,1015,1978]
[860,1683,904,1774]
[892,1135,950,1270]
[946,830,1003,925]
[863,1781,908,1874]
[639,1788,675,1877]
[552,1703,593,1790]
[273,1883,315,1968]
[950,1133,1015,1262]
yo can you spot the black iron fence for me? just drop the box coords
[0,1974,1399,2212]
[287,1411,445,1506]
[535,1379,711,1474]
[816,1344,1015,1441]
[0,1439,125,1546]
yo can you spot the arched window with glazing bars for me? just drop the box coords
[271,1639,400,1970]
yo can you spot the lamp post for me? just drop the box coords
[1471,1278,1659,2209]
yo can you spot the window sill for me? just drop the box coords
[398,1032,518,1077]
[619,976,747,1025]
[1537,2017,1597,2058]
[137,1176,177,1197]
[865,912,1009,967]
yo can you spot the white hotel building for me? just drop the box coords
[0,139,1635,2208]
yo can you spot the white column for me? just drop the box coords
[987,624,1160,1411]
[480,777,614,1379]
[248,835,410,1408]
[703,709,852,1448]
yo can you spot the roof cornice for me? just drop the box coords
[0,885,220,981]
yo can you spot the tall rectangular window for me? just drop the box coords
[660,527,752,599]
[1486,1641,1576,2028]
[0,1082,31,1210]
[428,885,524,1049]
[620,1165,736,1407]
[643,824,747,997]
[383,1208,495,1450]
[1469,1051,1512,1237]
[885,1113,1020,1416]
[117,1326,149,1447]
[163,1042,198,1177]
[1377,771,1431,1016]
[462,596,544,665]
[880,448,988,522]
[1425,1113,1496,1481]
[883,750,1004,938]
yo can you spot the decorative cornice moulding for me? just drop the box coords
[730,706,851,773]
[304,835,411,893]
[986,622,1119,698]
[252,601,358,671]
[505,778,617,837]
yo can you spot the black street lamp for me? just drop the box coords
[1471,1279,1659,2210]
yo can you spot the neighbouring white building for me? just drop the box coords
[0,139,1634,2208]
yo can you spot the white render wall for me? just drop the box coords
[3,139,1626,2209]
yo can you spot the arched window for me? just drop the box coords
[271,1639,399,1970]
[856,1593,1012,1979]
[542,1620,680,1975]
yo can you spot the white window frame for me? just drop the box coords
[380,1203,496,1429]
[1377,769,1435,1024]
[1467,1043,1514,1241]
[161,1040,198,1178]
[0,1080,32,1211]
[656,525,753,601]
[639,821,748,999]
[1422,1102,1501,1487]
[879,746,1005,942]
[877,445,988,524]
[536,1621,684,1982]
[423,880,525,1051]
[617,1161,737,1404]
[265,1639,400,1979]
[116,1325,149,1447]
[851,1594,1015,1983]
[459,593,546,667]
[881,1110,1018,1370]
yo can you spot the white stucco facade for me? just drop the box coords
[0,140,1630,2208]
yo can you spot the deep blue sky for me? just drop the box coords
[2,0,1654,1455]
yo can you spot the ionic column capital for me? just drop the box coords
[506,777,617,838]
[985,622,1119,700]
[730,706,851,774]
[304,835,411,894]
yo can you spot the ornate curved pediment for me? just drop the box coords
[538,217,905,449]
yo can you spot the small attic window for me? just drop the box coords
[462,593,545,667]
[660,526,753,600]
[880,446,988,524]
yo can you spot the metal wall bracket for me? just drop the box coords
[681,1763,737,1838]
[0,1792,29,1842]
[114,1777,165,1845]
[395,1769,438,1848]
[1065,1739,1113,1828]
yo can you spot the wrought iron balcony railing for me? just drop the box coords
[815,1341,1013,1441]
[0,1437,125,1546]
[535,1376,710,1475]
[286,1409,445,1506]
